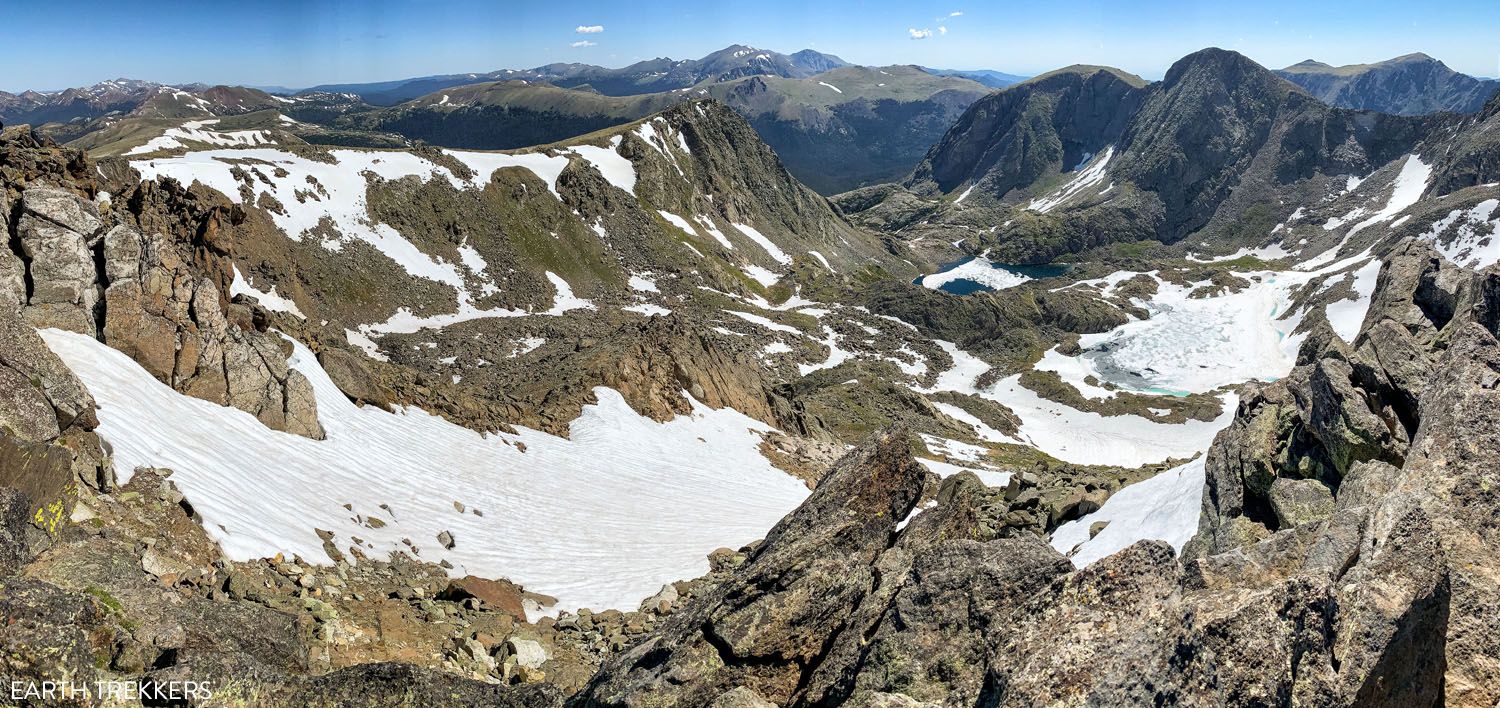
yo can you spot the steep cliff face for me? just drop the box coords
[1,125,323,439]
[906,65,1147,200]
[1277,53,1500,116]
[1114,48,1428,242]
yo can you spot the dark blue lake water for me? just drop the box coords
[915,257,1071,294]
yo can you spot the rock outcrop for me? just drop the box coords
[101,222,324,438]
[582,239,1500,707]
[1,122,323,438]
[0,297,107,560]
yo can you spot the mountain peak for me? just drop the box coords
[1152,46,1272,90]
[1387,52,1437,64]
[1286,59,1334,70]
[788,49,849,74]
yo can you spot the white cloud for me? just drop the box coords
[938,26,948,35]
[575,25,604,33]
[950,11,964,17]
[571,40,597,47]
[908,28,933,39]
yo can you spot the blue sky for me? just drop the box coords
[3,0,1497,91]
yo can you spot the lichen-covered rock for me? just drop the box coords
[1269,477,1335,528]
[21,185,103,237]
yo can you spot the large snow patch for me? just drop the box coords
[41,329,809,612]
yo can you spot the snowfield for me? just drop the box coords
[42,329,810,613]
[1050,456,1206,566]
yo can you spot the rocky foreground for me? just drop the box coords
[577,240,1500,707]
[3,235,1498,706]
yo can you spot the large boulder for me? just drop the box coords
[20,185,103,237]
[581,428,926,705]
[318,347,393,409]
[1268,477,1335,528]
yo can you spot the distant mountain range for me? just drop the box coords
[919,68,1028,89]
[1276,53,1500,115]
[1,45,1015,194]
[333,64,991,193]
[297,46,858,105]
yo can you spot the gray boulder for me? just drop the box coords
[21,186,103,237]
[1269,477,1335,528]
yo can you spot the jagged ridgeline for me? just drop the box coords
[6,47,996,196]
[4,41,1500,707]
[841,48,1463,264]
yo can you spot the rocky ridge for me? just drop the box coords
[577,237,1500,706]
[1277,53,1500,116]
[2,124,322,437]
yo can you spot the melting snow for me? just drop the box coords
[42,329,809,613]
[627,274,659,293]
[1324,257,1382,342]
[1050,456,1206,567]
[136,148,491,290]
[1028,146,1114,213]
[920,258,1031,291]
[1423,198,1500,268]
[126,119,274,156]
[566,135,636,194]
[623,303,672,317]
[230,266,304,318]
[732,223,791,265]
[742,264,781,288]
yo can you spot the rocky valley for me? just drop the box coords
[2,10,1500,707]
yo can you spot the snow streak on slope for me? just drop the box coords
[733,223,792,265]
[42,329,810,613]
[1028,146,1114,213]
[126,119,275,156]
[1049,456,1206,566]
